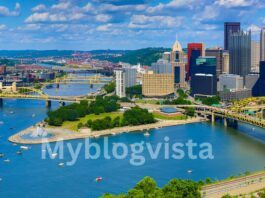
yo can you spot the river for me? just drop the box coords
[0,82,265,197]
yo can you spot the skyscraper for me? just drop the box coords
[206,48,230,77]
[114,69,126,98]
[171,39,186,88]
[228,30,251,77]
[261,28,265,61]
[224,22,241,50]
[251,40,260,72]
[253,61,265,96]
[187,43,205,78]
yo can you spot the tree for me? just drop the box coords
[104,82,115,93]
[185,107,195,117]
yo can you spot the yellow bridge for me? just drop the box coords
[175,105,265,128]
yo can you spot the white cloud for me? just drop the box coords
[25,12,49,23]
[247,24,261,32]
[0,24,7,30]
[97,24,112,31]
[0,3,20,17]
[95,14,112,22]
[51,2,71,10]
[129,15,183,29]
[32,4,46,12]
[215,0,255,8]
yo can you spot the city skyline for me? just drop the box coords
[0,0,265,50]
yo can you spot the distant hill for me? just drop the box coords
[94,47,170,66]
[0,50,75,58]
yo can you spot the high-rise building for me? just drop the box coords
[261,28,265,61]
[224,22,241,50]
[151,59,172,74]
[0,66,6,75]
[124,67,137,88]
[190,56,217,77]
[206,48,230,77]
[251,40,260,72]
[171,39,186,88]
[114,69,126,98]
[228,30,251,77]
[253,61,265,96]
[191,74,217,96]
[187,43,205,78]
[142,72,174,97]
[219,74,244,91]
[245,74,259,90]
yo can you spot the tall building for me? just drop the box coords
[253,61,265,96]
[219,74,244,91]
[151,59,172,74]
[114,69,126,98]
[187,43,205,78]
[206,48,230,77]
[224,22,241,50]
[191,74,217,96]
[261,28,265,61]
[142,72,174,97]
[251,40,260,72]
[190,56,217,77]
[124,67,137,88]
[228,30,251,77]
[171,39,186,88]
[245,74,259,90]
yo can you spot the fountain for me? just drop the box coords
[30,126,48,138]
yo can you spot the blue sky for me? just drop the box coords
[0,0,264,50]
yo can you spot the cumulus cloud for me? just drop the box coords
[129,15,183,29]
[95,14,112,22]
[32,4,46,12]
[0,24,7,30]
[97,24,112,31]
[0,3,20,17]
[215,0,256,8]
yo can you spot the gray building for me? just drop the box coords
[124,67,137,88]
[228,30,251,77]
[151,59,172,74]
[220,89,252,102]
[219,74,243,91]
[245,74,259,90]
[261,28,265,61]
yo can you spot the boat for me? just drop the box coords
[58,163,64,167]
[9,111,14,114]
[51,153,58,158]
[95,177,103,182]
[0,153,4,158]
[187,170,193,174]
[144,132,150,137]
[16,150,23,155]
[20,146,29,150]
[32,114,36,118]
[3,159,11,163]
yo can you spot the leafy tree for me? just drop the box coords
[185,107,195,117]
[126,85,142,97]
[201,96,220,106]
[104,82,115,93]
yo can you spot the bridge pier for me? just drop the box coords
[0,98,3,107]
[56,84,60,89]
[60,101,66,107]
[223,117,228,127]
[211,112,215,123]
[46,100,51,108]
[90,84,93,89]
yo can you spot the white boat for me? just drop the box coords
[58,163,64,167]
[32,114,36,118]
[144,132,150,137]
[20,146,29,150]
[0,153,4,158]
[51,153,58,158]
[4,159,10,163]
[187,170,193,174]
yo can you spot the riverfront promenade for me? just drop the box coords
[201,171,265,198]
[9,117,204,144]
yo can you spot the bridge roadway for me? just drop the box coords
[175,105,265,128]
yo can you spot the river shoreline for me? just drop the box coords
[8,117,205,144]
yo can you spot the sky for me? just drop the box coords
[0,0,264,50]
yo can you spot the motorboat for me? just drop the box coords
[58,163,64,167]
[51,153,58,159]
[95,177,103,182]
[16,150,23,155]
[187,170,193,174]
[3,159,11,163]
[0,153,4,158]
[20,146,29,150]
[32,114,36,118]
[144,132,150,137]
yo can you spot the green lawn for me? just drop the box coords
[62,112,123,131]
[153,112,187,120]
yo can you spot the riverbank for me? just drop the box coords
[8,117,205,144]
